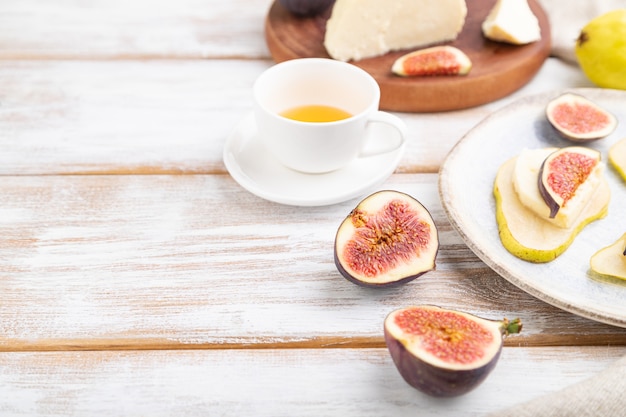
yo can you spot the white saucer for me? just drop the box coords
[223,113,406,206]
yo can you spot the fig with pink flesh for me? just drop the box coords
[538,146,601,219]
[392,46,472,76]
[384,305,522,397]
[546,93,617,141]
[334,190,439,287]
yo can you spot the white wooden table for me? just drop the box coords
[1,1,625,415]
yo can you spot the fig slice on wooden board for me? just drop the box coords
[609,137,626,182]
[590,233,626,281]
[538,146,602,220]
[384,305,522,397]
[546,93,617,142]
[391,46,472,77]
[333,190,439,287]
[494,154,609,263]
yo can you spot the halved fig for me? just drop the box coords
[334,190,439,287]
[590,233,626,281]
[384,305,522,397]
[392,46,472,77]
[538,146,602,219]
[609,137,626,182]
[546,93,617,141]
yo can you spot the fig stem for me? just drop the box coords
[500,318,523,336]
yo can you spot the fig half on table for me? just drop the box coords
[334,190,439,287]
[384,305,522,397]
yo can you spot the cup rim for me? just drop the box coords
[253,58,381,125]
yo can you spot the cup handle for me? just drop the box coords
[358,111,407,158]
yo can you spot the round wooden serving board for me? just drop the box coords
[265,0,552,113]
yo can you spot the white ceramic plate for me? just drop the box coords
[223,113,405,206]
[440,88,626,328]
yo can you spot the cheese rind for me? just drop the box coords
[323,0,467,62]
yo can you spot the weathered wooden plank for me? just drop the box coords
[0,59,591,176]
[1,173,624,350]
[0,347,623,416]
[0,0,274,60]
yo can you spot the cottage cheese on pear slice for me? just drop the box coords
[482,0,541,45]
[494,156,609,263]
[324,0,467,62]
[512,148,605,229]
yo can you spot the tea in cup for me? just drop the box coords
[253,58,407,174]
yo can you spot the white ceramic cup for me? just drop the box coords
[253,58,407,174]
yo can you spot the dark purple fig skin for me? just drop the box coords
[333,251,436,289]
[384,327,501,397]
[278,0,336,17]
[537,158,560,219]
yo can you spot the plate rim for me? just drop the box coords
[439,87,626,328]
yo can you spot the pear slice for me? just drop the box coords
[494,156,610,263]
[590,233,626,280]
[608,137,626,182]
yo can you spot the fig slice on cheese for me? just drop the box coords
[538,147,602,222]
[494,150,610,263]
[512,147,605,229]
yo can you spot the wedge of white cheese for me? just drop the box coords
[512,148,605,229]
[482,0,541,45]
[324,0,467,62]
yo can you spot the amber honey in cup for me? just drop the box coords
[280,104,352,123]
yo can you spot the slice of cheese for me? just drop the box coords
[482,0,541,45]
[323,0,467,62]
